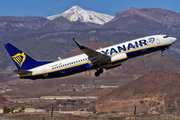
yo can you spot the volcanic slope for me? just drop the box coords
[103,7,180,35]
[0,96,8,103]
[47,5,114,25]
[96,70,180,114]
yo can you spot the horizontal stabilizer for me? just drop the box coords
[13,70,32,75]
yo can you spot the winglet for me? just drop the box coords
[73,38,85,49]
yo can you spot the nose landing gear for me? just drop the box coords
[95,68,103,77]
[161,50,165,56]
[161,53,165,56]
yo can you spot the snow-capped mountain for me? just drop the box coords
[47,5,114,25]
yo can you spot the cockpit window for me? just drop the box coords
[163,35,169,38]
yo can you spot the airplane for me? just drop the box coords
[4,35,176,80]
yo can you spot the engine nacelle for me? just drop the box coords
[111,53,127,63]
[105,53,128,70]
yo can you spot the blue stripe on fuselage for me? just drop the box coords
[20,62,91,79]
[126,44,170,59]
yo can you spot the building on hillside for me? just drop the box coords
[0,109,3,113]
[13,110,19,113]
[24,108,35,113]
[24,108,47,113]
[100,85,118,89]
[40,96,72,100]
[5,89,13,92]
[40,96,98,100]
[34,109,47,113]
[0,91,5,93]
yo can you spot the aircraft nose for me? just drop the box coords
[171,37,177,43]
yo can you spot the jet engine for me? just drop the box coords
[105,53,127,70]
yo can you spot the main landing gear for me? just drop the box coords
[95,68,103,77]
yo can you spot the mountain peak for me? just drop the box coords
[47,6,114,25]
[70,5,83,11]
[129,7,137,10]
[64,5,84,14]
[114,7,180,26]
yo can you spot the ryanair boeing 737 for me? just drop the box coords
[4,35,176,80]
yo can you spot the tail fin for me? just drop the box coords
[4,43,52,70]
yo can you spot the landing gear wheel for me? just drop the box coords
[95,72,100,77]
[161,52,165,56]
[161,50,165,56]
[99,68,103,74]
[95,68,104,77]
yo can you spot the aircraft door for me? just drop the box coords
[42,67,48,77]
[156,37,160,44]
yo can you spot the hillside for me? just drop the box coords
[95,70,180,114]
[103,7,180,35]
[0,96,8,103]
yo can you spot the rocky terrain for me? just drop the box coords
[95,70,180,115]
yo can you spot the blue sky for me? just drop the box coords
[0,0,179,17]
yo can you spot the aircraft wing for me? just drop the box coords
[73,38,111,66]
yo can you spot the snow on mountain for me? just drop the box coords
[47,5,114,25]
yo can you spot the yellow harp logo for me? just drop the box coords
[12,52,26,68]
